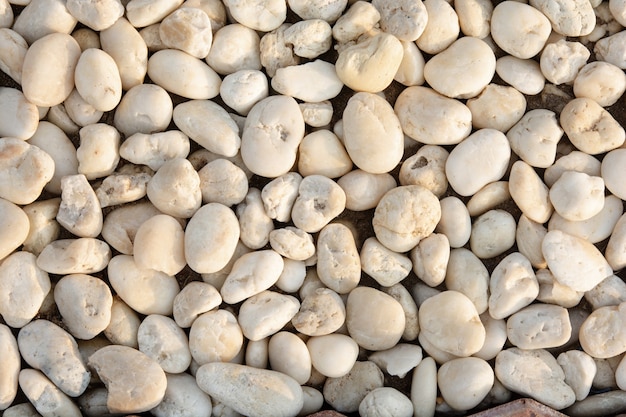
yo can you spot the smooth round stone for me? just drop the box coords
[54,274,112,340]
[126,0,183,27]
[134,214,185,276]
[88,345,166,414]
[288,0,346,21]
[73,27,101,50]
[185,203,239,274]
[359,387,413,417]
[66,0,123,30]
[18,319,89,398]
[114,83,173,137]
[220,250,284,304]
[22,33,80,107]
[446,129,510,196]
[268,331,311,384]
[467,84,526,132]
[64,89,103,127]
[607,214,626,271]
[395,86,471,146]
[323,361,385,413]
[445,248,490,315]
[602,149,626,200]
[343,92,403,174]
[544,151,601,187]
[424,36,495,99]
[108,254,180,316]
[411,357,437,417]
[438,357,494,411]
[474,313,507,361]
[560,97,625,154]
[489,253,539,320]
[283,19,332,58]
[574,61,626,107]
[101,202,160,255]
[550,171,605,222]
[584,274,626,310]
[245,338,269,369]
[22,198,61,256]
[395,39,425,86]
[100,17,148,90]
[496,55,546,95]
[269,226,315,261]
[580,303,626,358]
[238,290,299,341]
[0,198,29,262]
[148,49,221,99]
[455,0,492,38]
[0,138,54,205]
[543,230,613,292]
[272,60,343,102]
[362,237,412,287]
[291,175,346,233]
[300,387,324,417]
[147,158,201,218]
[419,291,485,357]
[368,344,423,378]
[152,373,212,417]
[261,172,302,222]
[220,70,268,116]
[293,287,346,336]
[507,304,571,349]
[159,7,212,58]
[206,23,261,75]
[491,1,551,59]
[335,32,404,93]
[298,101,333,129]
[316,223,361,294]
[37,238,111,275]
[0,324,19,410]
[540,40,590,85]
[172,281,221,329]
[495,348,576,410]
[138,314,191,373]
[517,215,548,269]
[470,209,517,259]
[0,0,12,27]
[236,188,274,249]
[275,258,306,293]
[338,170,396,212]
[415,0,459,54]
[507,109,562,168]
[0,252,49,328]
[104,296,140,348]
[197,362,302,417]
[530,0,595,36]
[436,197,471,248]
[347,287,406,351]
[372,0,427,41]
[557,350,596,401]
[76,124,120,180]
[18,369,82,417]
[189,309,243,365]
[240,95,304,178]
[74,48,121,112]
[411,233,450,287]
[223,0,285,31]
[120,131,190,172]
[399,145,449,197]
[373,185,441,253]
[11,0,75,43]
[509,161,553,224]
[332,1,380,43]
[0,87,38,140]
[382,284,419,341]
[306,333,359,378]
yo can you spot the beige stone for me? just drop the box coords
[37,238,111,275]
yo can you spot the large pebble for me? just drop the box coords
[438,357,494,411]
[17,319,90,397]
[544,150,601,187]
[316,223,361,293]
[455,0,493,38]
[108,254,180,316]
[560,97,625,154]
[491,1,551,59]
[368,343,423,378]
[373,185,441,253]
[415,0,459,54]
[424,36,495,99]
[74,48,121,112]
[495,348,576,410]
[509,161,553,224]
[37,238,111,275]
[489,253,538,319]
[240,95,304,178]
[362,237,412,287]
[152,373,212,417]
[221,250,284,304]
[54,274,112,340]
[134,214,186,276]
[100,17,148,90]
[268,331,311,385]
[540,39,590,85]
[0,199,29,262]
[272,60,343,102]
[506,304,571,349]
[189,309,243,364]
[530,0,595,36]
[197,362,302,417]
[88,345,167,414]
[18,369,81,417]
[359,387,413,417]
[394,86,471,146]
[292,287,345,336]
[419,290,485,357]
[238,291,299,341]
[22,33,80,107]
[0,324,19,410]
[543,230,612,292]
[347,287,405,351]
[574,61,626,107]
[77,124,120,180]
[399,145,449,197]
[283,19,332,59]
[323,361,384,413]
[470,209,517,259]
[411,233,450,288]
[291,175,346,233]
[507,109,562,168]
[445,248,489,314]
[307,333,358,378]
[198,158,247,205]
[579,303,626,358]
[496,55,546,96]
[0,138,54,205]
[557,350,596,401]
[147,158,201,218]
[114,83,173,137]
[0,87,38,140]
[445,129,510,196]
[467,84,526,132]
[66,0,124,31]
[342,92,403,174]
[138,314,191,373]
[120,131,190,172]
[335,32,404,93]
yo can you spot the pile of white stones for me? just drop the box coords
[2,0,626,416]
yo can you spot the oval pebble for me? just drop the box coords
[411,233,450,288]
[491,1,551,59]
[137,314,191,374]
[436,196,471,248]
[602,149,626,201]
[291,175,346,233]
[114,83,173,137]
[292,287,346,336]
[100,17,147,90]
[470,209,517,259]
[152,373,212,417]
[0,324,19,410]
[104,296,140,348]
[323,361,385,413]
[37,238,111,275]
[269,226,315,261]
[489,252,539,320]
[506,304,572,349]
[467,83,526,132]
[307,333,359,378]
[399,145,449,197]
[438,357,494,411]
[18,369,82,417]
[0,87,38,140]
[509,160,553,224]
[507,109,562,169]
[189,309,243,365]
[172,281,221,328]
[316,223,361,294]
[268,331,311,385]
[411,357,437,417]
[338,170,396,212]
[359,387,413,417]
[238,290,300,341]
[445,248,490,315]
[134,214,186,276]
[221,250,284,304]
[530,0,595,36]
[574,61,626,107]
[0,199,29,263]
[74,48,121,112]
[362,237,412,287]
[272,59,343,102]
[557,350,596,402]
[579,303,626,358]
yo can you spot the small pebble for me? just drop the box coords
[189,309,243,364]
[299,101,334,127]
[292,287,346,336]
[289,0,347,22]
[261,172,302,223]
[307,333,359,378]
[223,0,286,31]
[411,233,450,287]
[238,290,300,341]
[372,0,427,41]
[536,268,584,309]
[415,0,459,54]
[383,283,419,341]
[540,39,590,85]
[368,344,423,378]
[173,281,222,328]
[506,304,572,349]
[147,158,202,218]
[399,145,449,197]
[259,23,300,78]
[495,55,546,95]
[445,248,490,315]
[574,61,626,106]
[359,387,413,417]
[607,213,626,271]
[0,324,19,410]
[507,109,562,168]
[438,357,494,411]
[338,170,396,212]
[237,188,274,249]
[284,19,332,59]
[66,0,124,31]
[474,313,507,361]
[544,150,601,187]
[0,87,38,140]
[489,252,539,320]
[268,331,311,385]
[470,209,517,259]
[100,202,160,255]
[435,196,471,248]
[579,303,626,358]
[332,1,380,43]
[466,181,511,217]
[220,69,268,116]
[516,212,547,265]
[160,7,212,58]
[291,175,346,233]
[77,123,120,180]
[394,39,425,86]
[466,84,526,132]
[221,250,284,304]
[37,238,111,275]
[411,357,437,417]
[584,274,626,310]
[455,0,493,38]
[134,214,186,276]
[298,130,352,179]
[362,237,412,287]
[138,314,191,373]
[151,373,212,417]
[74,48,122,112]
[0,28,28,84]
[316,223,361,293]
[104,296,140,348]
[0,199,30,262]
[269,226,316,261]
[114,83,173,137]
[272,60,343,103]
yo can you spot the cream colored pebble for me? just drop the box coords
[436,196,471,248]
[470,209,516,259]
[283,19,332,58]
[607,213,626,271]
[291,175,346,233]
[299,101,333,127]
[298,130,352,178]
[332,1,380,43]
[509,160,553,224]
[491,1,551,59]
[316,222,360,293]
[73,27,101,50]
[536,267,584,308]
[22,198,61,256]
[488,252,539,320]
[549,171,605,222]
[206,24,261,75]
[12,0,77,44]
[114,84,173,137]
[18,369,82,417]
[506,304,572,349]
[134,214,186,276]
[544,150,601,187]
[466,181,511,217]
[36,238,111,275]
[496,55,546,96]
[0,87,38,140]
[66,0,123,31]
[415,0,459,54]
[399,145,449,197]
[100,202,160,255]
[147,158,202,218]
[383,283,419,341]
[455,0,493,38]
[172,281,221,328]
[198,159,248,206]
[237,188,274,249]
[507,109,562,168]
[557,350,597,401]
[438,357,494,411]
[540,39,590,85]
[445,248,490,315]
[74,48,122,112]
[411,233,450,288]
[530,0,595,36]
[100,17,148,90]
[394,40,425,86]
[338,170,396,212]
[220,70,268,116]
[64,89,103,127]
[466,84,526,132]
[574,61,626,107]
[361,237,412,287]
[269,226,315,261]
[57,174,103,238]
[275,258,306,293]
[221,250,284,304]
[293,287,345,336]
[159,7,212,58]
[369,344,422,378]
[137,314,191,373]
[268,331,311,385]
[0,28,27,84]
[288,0,347,22]
[223,0,286,31]
[579,303,626,358]
[272,59,344,103]
[120,131,190,172]
[77,124,120,180]
[104,296,141,347]
[411,357,437,417]
[516,214,548,269]
[474,313,507,361]
[238,290,299,341]
[372,0,427,41]
[259,24,300,78]
[0,324,19,410]
[126,0,183,27]
[189,309,243,364]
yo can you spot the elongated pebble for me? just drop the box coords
[261,172,302,222]
[37,238,111,275]
[509,161,553,223]
[100,17,147,90]
[411,357,437,417]
[137,314,190,373]
[272,60,343,102]
[416,0,459,54]
[238,290,299,341]
[104,296,140,348]
[530,0,595,36]
[436,197,471,248]
[0,28,27,84]
[489,252,539,319]
[291,175,346,233]
[362,237,412,287]
[0,324,19,410]
[0,199,29,262]
[74,48,122,112]
[126,0,183,28]
[268,331,311,385]
[220,69,268,116]
[221,250,284,304]
[237,188,274,249]
[19,369,82,417]
[411,233,450,288]
[316,223,361,293]
[445,248,490,315]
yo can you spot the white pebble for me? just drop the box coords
[516,215,548,269]
[436,196,471,248]
[399,145,449,197]
[159,7,212,58]
[288,0,347,22]
[574,61,626,106]
[152,373,212,417]
[540,39,590,85]
[383,284,419,341]
[544,150,601,187]
[332,1,380,43]
[134,214,186,276]
[507,109,562,168]
[316,222,360,293]
[272,60,343,103]
[373,0,427,41]
[359,387,413,417]
[66,0,124,31]
[368,344,423,378]
[114,84,172,137]
[0,28,27,84]
[21,199,60,257]
[394,39,425,86]
[126,0,183,27]
[491,1,551,59]
[415,0,459,54]
[496,55,546,95]
[292,287,346,336]
[470,209,516,259]
[223,0,286,31]
[138,314,191,373]
[283,19,332,58]
[104,296,140,348]
[64,89,103,127]
[0,324,19,410]
[172,281,221,328]
[530,0,595,36]
[147,158,201,218]
[238,290,299,341]
[260,23,300,78]
[299,101,333,127]
[474,313,507,361]
[18,369,81,417]
[189,310,243,364]
[438,357,494,411]
[100,17,148,90]
[411,233,450,287]
[467,84,526,132]
[221,250,284,304]
[74,48,122,111]
[307,334,359,378]
[268,331,311,384]
[445,248,490,315]
[37,238,111,275]
[0,87,38,140]
[509,160,553,223]
[489,252,539,320]
[361,237,412,287]
[0,199,29,262]
[338,170,396,212]
[584,274,626,310]
[550,171,605,222]
[506,304,572,349]
[77,124,120,180]
[275,258,306,293]
[291,175,346,233]
[237,188,274,249]
[13,0,76,43]
[261,172,302,222]
[557,350,596,401]
[100,202,160,255]
[455,0,493,38]
[220,70,268,116]
[411,357,437,417]
[298,130,352,178]
[608,213,626,271]
[537,267,584,308]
